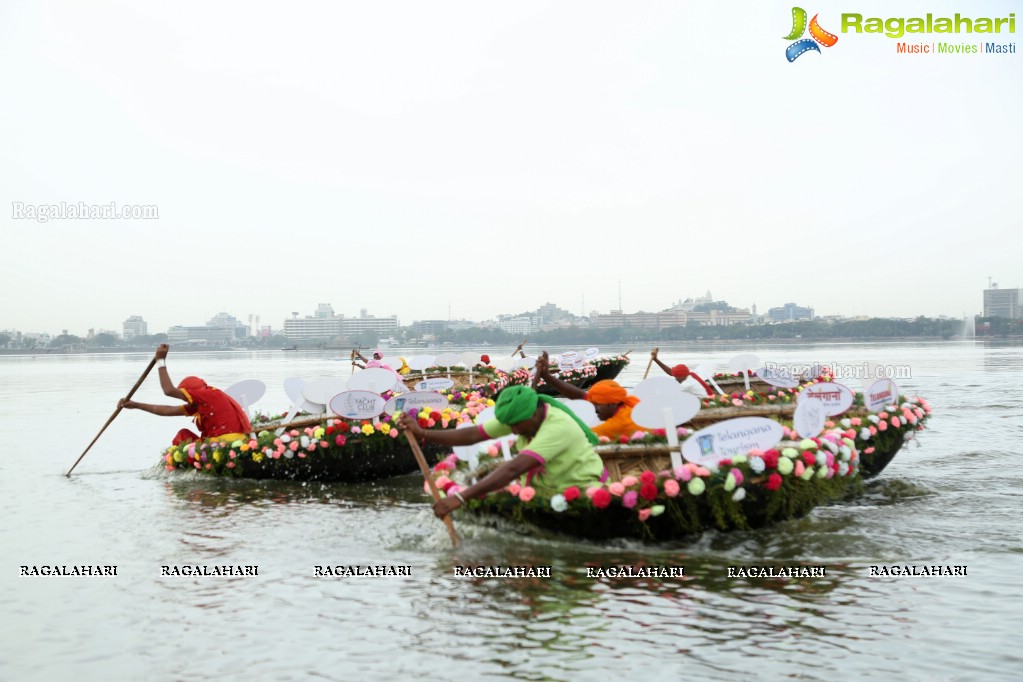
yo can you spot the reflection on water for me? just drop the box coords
[3,344,1023,680]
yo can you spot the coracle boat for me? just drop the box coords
[157,355,630,482]
[426,389,932,543]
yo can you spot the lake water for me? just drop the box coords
[2,341,1021,681]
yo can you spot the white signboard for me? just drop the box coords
[865,378,899,413]
[682,417,784,465]
[631,376,684,402]
[754,366,800,389]
[415,377,455,392]
[798,382,854,416]
[459,351,481,367]
[328,390,386,419]
[408,355,437,372]
[346,367,400,393]
[793,399,826,438]
[303,377,348,407]
[433,352,462,368]
[560,399,600,427]
[224,379,266,411]
[728,353,760,373]
[631,392,702,431]
[584,347,600,360]
[383,391,449,416]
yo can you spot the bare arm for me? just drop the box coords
[397,412,488,447]
[153,344,188,401]
[535,351,586,399]
[431,454,538,518]
[119,399,187,417]
[651,349,674,377]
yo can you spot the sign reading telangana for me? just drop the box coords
[415,377,455,392]
[865,378,899,413]
[798,382,855,416]
[383,391,449,416]
[329,390,385,419]
[793,399,826,438]
[682,417,784,465]
[754,365,800,389]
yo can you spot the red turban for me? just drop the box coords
[480,355,490,364]
[586,380,639,407]
[178,376,209,392]
[670,364,690,379]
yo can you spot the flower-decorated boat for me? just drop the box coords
[423,387,931,542]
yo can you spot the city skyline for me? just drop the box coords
[2,2,1019,336]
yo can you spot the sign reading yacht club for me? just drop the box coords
[329,390,387,420]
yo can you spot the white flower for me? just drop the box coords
[860,428,872,441]
[867,415,880,424]
[839,445,852,460]
[840,418,852,429]
[281,434,292,443]
[731,488,747,502]
[300,436,310,448]
[838,462,849,476]
[550,494,568,512]
[749,456,766,474]
[284,450,294,459]
[903,431,916,441]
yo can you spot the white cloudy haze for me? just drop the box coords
[1,0,1020,335]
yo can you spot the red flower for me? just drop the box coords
[418,417,430,428]
[563,486,580,502]
[719,458,732,466]
[592,488,612,509]
[334,435,346,447]
[618,435,630,444]
[765,473,783,491]
[639,482,659,501]
[762,450,780,469]
[430,411,443,422]
[802,452,816,466]
[640,470,656,484]
[326,425,335,435]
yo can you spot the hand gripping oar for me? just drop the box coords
[66,356,157,476]
[644,348,659,379]
[406,432,460,547]
[511,337,527,357]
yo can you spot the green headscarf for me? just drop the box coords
[494,385,599,445]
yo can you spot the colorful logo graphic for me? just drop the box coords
[784,7,839,61]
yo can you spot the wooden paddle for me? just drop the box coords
[66,356,157,476]
[644,347,659,379]
[511,337,527,357]
[406,433,460,548]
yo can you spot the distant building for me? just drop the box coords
[497,317,532,335]
[342,309,399,337]
[283,304,342,341]
[167,325,235,345]
[411,319,449,336]
[768,302,814,322]
[207,312,250,337]
[984,286,1022,318]
[123,315,148,340]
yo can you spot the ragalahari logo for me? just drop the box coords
[784,7,839,61]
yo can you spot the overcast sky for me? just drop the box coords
[2,0,1019,335]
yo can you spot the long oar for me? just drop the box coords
[644,347,658,379]
[406,433,460,547]
[511,337,527,357]
[66,356,157,476]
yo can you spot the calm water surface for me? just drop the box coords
[1,342,1021,681]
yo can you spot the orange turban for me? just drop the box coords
[586,380,639,406]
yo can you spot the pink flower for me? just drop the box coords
[890,416,901,427]
[608,482,626,497]
[878,421,888,432]
[679,467,693,482]
[289,441,299,451]
[507,482,521,496]
[730,469,744,487]
[622,491,638,509]
[663,479,680,497]
[850,417,862,426]
[519,486,535,502]
[732,399,744,406]
[585,486,601,499]
[621,475,638,487]
[638,508,652,522]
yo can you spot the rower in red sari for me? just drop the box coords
[118,344,252,445]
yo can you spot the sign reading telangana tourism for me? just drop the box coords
[682,417,784,465]
[793,399,826,438]
[329,390,386,420]
[415,377,455,392]
[383,391,449,416]
[798,382,855,416]
[865,378,899,413]
[754,365,800,389]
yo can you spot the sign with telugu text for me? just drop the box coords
[755,365,800,389]
[798,382,854,416]
[682,417,784,465]
[415,377,455,392]
[383,391,449,416]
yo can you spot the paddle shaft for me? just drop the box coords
[406,432,460,547]
[644,347,658,379]
[66,356,158,476]
[511,337,527,357]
